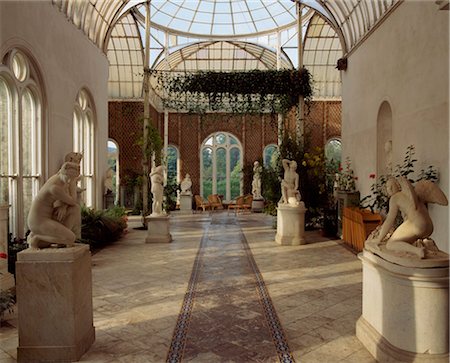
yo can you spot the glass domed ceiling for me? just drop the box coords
[139,0,298,36]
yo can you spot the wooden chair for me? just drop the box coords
[207,194,224,210]
[194,195,210,212]
[227,195,245,215]
[241,194,253,213]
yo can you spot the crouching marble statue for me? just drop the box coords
[27,160,82,249]
[275,159,306,245]
[357,176,449,363]
[17,153,95,362]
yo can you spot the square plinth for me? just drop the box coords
[16,244,95,362]
[145,215,172,243]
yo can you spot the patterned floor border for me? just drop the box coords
[166,225,209,363]
[239,228,296,363]
[166,216,295,363]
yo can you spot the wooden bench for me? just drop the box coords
[342,207,382,252]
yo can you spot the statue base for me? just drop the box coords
[179,194,193,214]
[275,202,306,246]
[145,215,172,243]
[251,198,264,212]
[16,244,95,362]
[357,249,449,362]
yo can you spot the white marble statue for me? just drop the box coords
[27,161,81,249]
[252,161,263,200]
[366,176,448,259]
[104,167,114,194]
[280,159,301,206]
[150,165,164,216]
[180,173,192,195]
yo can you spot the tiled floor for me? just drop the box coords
[0,211,376,363]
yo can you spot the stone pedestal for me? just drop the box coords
[16,244,95,362]
[145,215,172,243]
[251,198,264,212]
[275,202,306,246]
[0,205,14,290]
[356,249,449,363]
[179,194,193,214]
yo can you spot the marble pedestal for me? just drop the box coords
[145,215,172,243]
[251,198,264,212]
[16,244,95,362]
[179,194,193,214]
[275,202,306,246]
[356,249,449,363]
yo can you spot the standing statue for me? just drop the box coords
[180,173,192,195]
[27,162,81,249]
[367,176,448,258]
[252,161,263,199]
[280,159,301,205]
[150,165,164,216]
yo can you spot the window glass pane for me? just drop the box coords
[229,147,241,199]
[22,178,33,233]
[325,139,342,165]
[22,89,34,176]
[216,147,226,198]
[107,140,119,196]
[0,79,10,204]
[12,52,28,82]
[215,133,226,145]
[202,147,212,198]
[264,144,279,169]
[229,136,238,145]
[167,146,178,183]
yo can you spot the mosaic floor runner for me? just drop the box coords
[167,213,295,363]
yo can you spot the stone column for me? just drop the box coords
[16,244,95,362]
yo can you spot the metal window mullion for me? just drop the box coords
[16,90,24,236]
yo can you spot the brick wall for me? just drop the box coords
[108,100,341,197]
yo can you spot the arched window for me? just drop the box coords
[107,139,119,203]
[200,132,242,202]
[0,49,43,237]
[73,89,95,207]
[324,138,342,167]
[263,144,279,169]
[166,145,179,184]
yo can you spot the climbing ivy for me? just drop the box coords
[152,68,313,115]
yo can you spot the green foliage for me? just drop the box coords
[0,288,15,320]
[154,68,313,115]
[80,206,127,248]
[360,145,438,214]
[136,119,163,165]
[164,177,179,212]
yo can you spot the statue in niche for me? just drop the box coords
[150,165,164,216]
[279,159,301,206]
[366,176,448,259]
[252,161,263,200]
[104,167,114,194]
[180,174,192,195]
[27,161,81,249]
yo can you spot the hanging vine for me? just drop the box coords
[151,68,313,115]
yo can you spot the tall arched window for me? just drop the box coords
[107,139,119,203]
[73,89,95,207]
[0,49,43,237]
[263,144,279,169]
[200,132,242,202]
[324,138,342,167]
[166,145,179,184]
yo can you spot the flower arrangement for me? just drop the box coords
[336,157,358,192]
[360,145,438,214]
